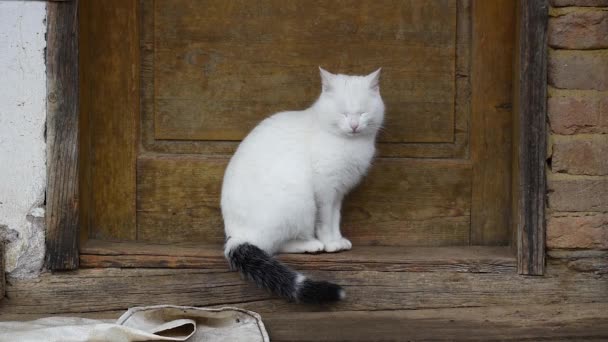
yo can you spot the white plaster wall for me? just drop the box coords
[0,1,47,278]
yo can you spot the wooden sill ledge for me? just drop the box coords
[80,240,516,273]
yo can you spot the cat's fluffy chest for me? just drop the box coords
[311,132,375,194]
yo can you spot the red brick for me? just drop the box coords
[551,0,608,6]
[549,10,608,49]
[547,213,608,250]
[548,50,608,90]
[548,93,608,134]
[552,136,608,175]
[548,176,608,211]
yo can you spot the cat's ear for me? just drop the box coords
[319,67,335,92]
[366,68,382,92]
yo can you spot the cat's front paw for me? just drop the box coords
[323,238,352,253]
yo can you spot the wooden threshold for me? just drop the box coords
[263,304,608,341]
[1,304,607,341]
[80,240,516,273]
[2,262,606,324]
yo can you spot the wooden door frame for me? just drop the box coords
[512,0,548,276]
[45,0,548,275]
[45,0,80,270]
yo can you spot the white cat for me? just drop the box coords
[222,67,385,303]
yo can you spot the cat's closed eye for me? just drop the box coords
[342,112,367,117]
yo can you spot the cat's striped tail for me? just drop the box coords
[227,243,345,304]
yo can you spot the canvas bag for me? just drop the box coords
[0,305,269,342]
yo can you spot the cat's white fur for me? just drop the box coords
[222,68,384,256]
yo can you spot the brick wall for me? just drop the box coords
[547,0,608,251]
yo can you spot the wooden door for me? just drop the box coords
[79,0,514,251]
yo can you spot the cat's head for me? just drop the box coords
[315,67,385,137]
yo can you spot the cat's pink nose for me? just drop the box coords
[349,120,359,132]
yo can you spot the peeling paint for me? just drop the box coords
[0,1,47,278]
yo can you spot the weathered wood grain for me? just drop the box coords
[377,0,471,159]
[80,240,516,273]
[140,0,472,159]
[150,0,457,144]
[136,156,226,243]
[342,159,472,246]
[1,304,606,341]
[80,0,139,241]
[136,156,472,246]
[78,0,91,245]
[142,132,471,159]
[514,0,549,275]
[1,263,606,317]
[45,0,80,270]
[264,304,608,341]
[93,0,514,251]
[141,0,471,160]
[470,0,515,245]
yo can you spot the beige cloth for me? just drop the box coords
[0,305,269,342]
